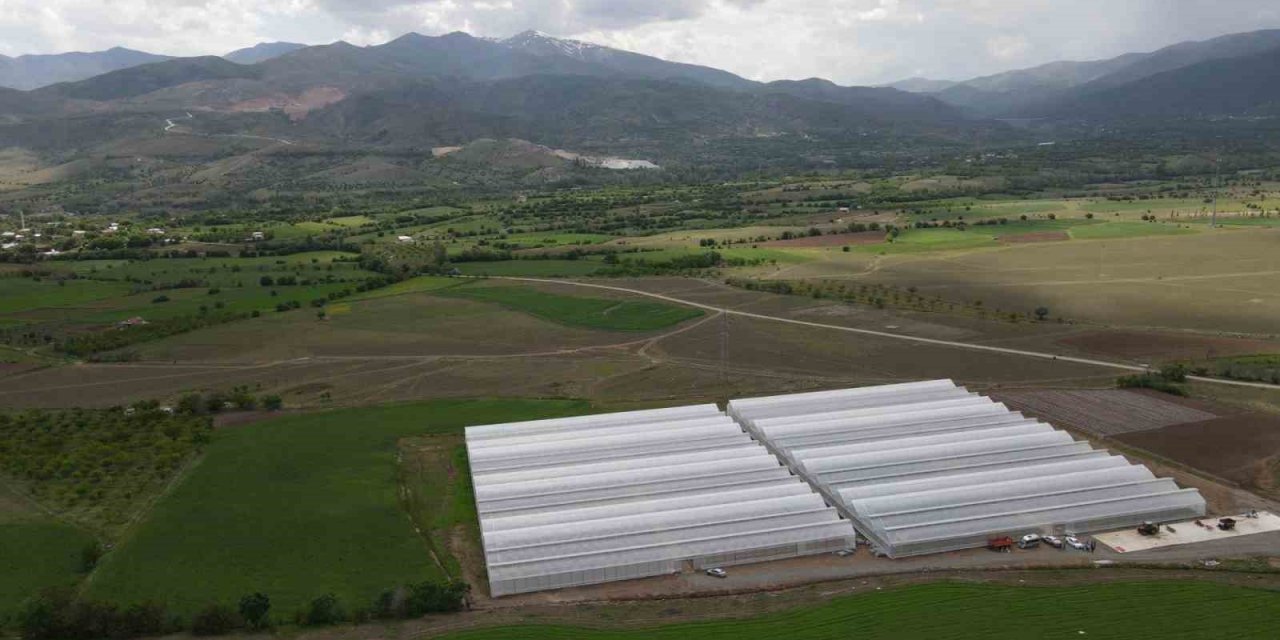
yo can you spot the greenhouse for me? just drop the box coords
[728,380,1206,557]
[466,406,856,597]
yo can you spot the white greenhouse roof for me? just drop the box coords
[466,405,855,596]
[730,380,1206,557]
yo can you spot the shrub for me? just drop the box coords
[238,592,271,630]
[151,295,170,303]
[79,540,104,573]
[1117,373,1187,396]
[191,603,240,635]
[302,594,345,626]
[262,395,283,411]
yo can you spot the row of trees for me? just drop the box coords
[15,581,469,639]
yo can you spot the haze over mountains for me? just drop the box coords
[890,28,1280,118]
[0,26,1276,177]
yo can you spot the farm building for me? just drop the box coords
[466,405,856,597]
[729,380,1207,557]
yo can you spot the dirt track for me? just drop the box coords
[495,277,1280,392]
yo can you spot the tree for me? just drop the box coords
[259,275,274,286]
[262,395,283,411]
[303,594,345,626]
[176,393,205,416]
[238,593,271,630]
[1034,306,1050,321]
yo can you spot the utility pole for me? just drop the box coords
[1211,154,1220,228]
[719,309,728,394]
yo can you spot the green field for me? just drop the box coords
[0,278,132,314]
[1068,221,1195,239]
[86,399,590,617]
[348,275,464,301]
[0,484,95,619]
[441,284,704,331]
[441,581,1280,640]
[455,259,607,277]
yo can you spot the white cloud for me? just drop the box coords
[0,1,1277,85]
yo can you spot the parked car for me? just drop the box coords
[705,568,727,578]
[835,548,855,557]
[1065,536,1089,551]
[1042,535,1064,549]
[1017,533,1041,549]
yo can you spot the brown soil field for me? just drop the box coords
[999,231,1069,243]
[991,389,1217,436]
[761,231,883,248]
[1057,330,1280,362]
[1116,414,1280,497]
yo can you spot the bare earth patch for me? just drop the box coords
[991,389,1217,436]
[761,231,884,248]
[1057,330,1280,361]
[1116,413,1280,498]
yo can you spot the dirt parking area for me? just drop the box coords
[1097,511,1280,553]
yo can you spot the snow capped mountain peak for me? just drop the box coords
[503,29,604,60]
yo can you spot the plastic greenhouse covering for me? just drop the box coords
[465,405,855,596]
[730,380,1207,557]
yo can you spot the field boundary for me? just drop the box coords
[488,277,1280,392]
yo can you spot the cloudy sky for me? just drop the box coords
[3,0,1280,84]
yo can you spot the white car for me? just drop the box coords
[1017,533,1041,548]
[836,548,855,557]
[1042,535,1064,549]
[1065,536,1089,551]
[705,567,727,578]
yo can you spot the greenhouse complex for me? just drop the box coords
[467,380,1206,596]
[729,380,1207,558]
[466,405,856,597]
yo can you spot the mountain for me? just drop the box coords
[1049,46,1280,118]
[886,77,958,93]
[501,30,753,89]
[762,78,963,123]
[224,42,307,65]
[36,56,258,102]
[934,28,1280,116]
[0,30,979,169]
[0,47,171,90]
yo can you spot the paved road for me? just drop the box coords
[495,276,1280,392]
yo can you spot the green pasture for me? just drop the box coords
[0,278,131,315]
[441,581,1280,640]
[348,275,463,301]
[1068,222,1195,239]
[440,284,703,331]
[454,260,606,277]
[87,398,590,618]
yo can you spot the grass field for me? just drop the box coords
[0,484,94,619]
[440,581,1280,640]
[1068,221,1194,239]
[764,227,1280,335]
[455,260,606,277]
[441,284,704,331]
[347,275,463,301]
[0,278,132,314]
[87,399,591,618]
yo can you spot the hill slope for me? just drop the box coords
[0,47,171,90]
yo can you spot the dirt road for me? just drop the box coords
[495,277,1280,392]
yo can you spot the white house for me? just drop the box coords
[397,235,415,244]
